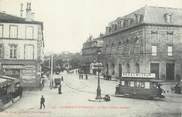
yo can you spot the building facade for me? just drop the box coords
[82,36,103,74]
[102,6,182,81]
[0,3,44,87]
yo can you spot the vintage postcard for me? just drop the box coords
[0,0,182,117]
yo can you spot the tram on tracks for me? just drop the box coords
[115,73,165,100]
[0,75,22,110]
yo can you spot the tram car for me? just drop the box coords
[115,73,165,100]
[0,75,22,109]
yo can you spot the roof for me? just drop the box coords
[110,6,182,26]
[0,12,43,25]
[143,6,182,25]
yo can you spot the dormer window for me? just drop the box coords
[114,24,117,31]
[135,14,143,23]
[123,19,128,27]
[106,26,112,33]
[164,13,172,23]
[117,19,124,28]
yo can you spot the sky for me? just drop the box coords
[0,0,182,54]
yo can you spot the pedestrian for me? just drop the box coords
[79,73,81,79]
[58,85,62,94]
[18,86,23,98]
[61,76,64,81]
[85,74,88,80]
[42,78,45,88]
[40,95,45,109]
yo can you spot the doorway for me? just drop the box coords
[119,64,122,77]
[166,63,175,80]
[150,63,159,79]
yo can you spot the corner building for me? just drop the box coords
[102,6,182,81]
[0,9,44,88]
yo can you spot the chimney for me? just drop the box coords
[25,2,33,21]
[20,3,24,17]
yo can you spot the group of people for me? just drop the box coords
[79,74,88,80]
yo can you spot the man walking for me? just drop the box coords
[40,95,45,109]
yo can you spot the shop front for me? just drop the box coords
[1,62,40,88]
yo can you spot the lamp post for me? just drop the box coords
[95,50,102,99]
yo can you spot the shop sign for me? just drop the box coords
[23,65,36,70]
[3,65,23,69]
[122,73,155,78]
[22,75,36,79]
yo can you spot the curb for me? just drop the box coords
[0,96,21,112]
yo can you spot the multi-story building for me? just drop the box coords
[82,35,103,74]
[0,3,44,87]
[102,6,182,81]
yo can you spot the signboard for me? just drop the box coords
[22,75,36,79]
[23,65,36,69]
[122,73,155,78]
[22,65,36,80]
[3,65,24,69]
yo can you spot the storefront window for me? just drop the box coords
[145,82,150,89]
[121,81,125,86]
[130,81,134,87]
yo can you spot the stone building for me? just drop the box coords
[102,6,182,81]
[82,35,103,74]
[0,3,44,87]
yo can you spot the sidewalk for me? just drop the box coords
[0,96,21,112]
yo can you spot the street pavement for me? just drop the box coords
[0,72,182,117]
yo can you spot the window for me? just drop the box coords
[151,31,158,40]
[130,81,134,87]
[164,13,172,23]
[0,44,3,58]
[127,63,130,73]
[121,81,125,86]
[24,45,34,59]
[0,25,3,37]
[152,46,157,56]
[112,64,115,75]
[168,46,172,56]
[9,45,17,58]
[136,82,145,88]
[145,82,150,89]
[10,25,18,38]
[26,26,34,39]
[135,14,143,23]
[167,31,173,40]
[136,63,140,73]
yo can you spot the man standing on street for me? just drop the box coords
[40,95,45,109]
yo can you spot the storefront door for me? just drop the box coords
[166,63,174,80]
[150,63,159,79]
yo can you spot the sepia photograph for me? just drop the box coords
[0,0,182,117]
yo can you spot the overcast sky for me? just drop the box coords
[0,0,182,54]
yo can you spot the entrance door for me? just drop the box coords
[119,64,122,77]
[150,63,159,79]
[166,63,174,80]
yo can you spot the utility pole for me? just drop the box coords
[50,55,54,89]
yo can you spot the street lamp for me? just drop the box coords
[95,50,102,100]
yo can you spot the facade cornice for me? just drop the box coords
[103,23,182,38]
[0,38,38,41]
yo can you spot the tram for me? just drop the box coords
[0,75,22,109]
[115,73,165,99]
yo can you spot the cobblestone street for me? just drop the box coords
[0,72,181,117]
